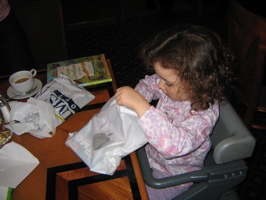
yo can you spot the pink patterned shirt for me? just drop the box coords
[135,74,219,177]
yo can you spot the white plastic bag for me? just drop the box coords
[6,98,56,138]
[35,75,95,126]
[66,96,148,175]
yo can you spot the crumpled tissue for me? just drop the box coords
[0,141,39,188]
[6,98,56,138]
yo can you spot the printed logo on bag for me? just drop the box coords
[93,133,113,150]
[75,134,92,160]
[49,90,80,119]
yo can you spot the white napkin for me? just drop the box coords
[0,142,39,188]
[0,186,12,199]
[6,98,56,138]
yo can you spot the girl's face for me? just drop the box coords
[154,62,190,102]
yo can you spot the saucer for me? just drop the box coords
[7,78,42,100]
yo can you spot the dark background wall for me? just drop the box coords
[8,0,225,70]
[9,0,67,69]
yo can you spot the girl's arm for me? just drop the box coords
[115,74,160,116]
[134,74,161,103]
[115,86,151,117]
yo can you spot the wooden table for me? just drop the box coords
[0,62,148,200]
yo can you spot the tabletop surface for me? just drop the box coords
[0,62,148,200]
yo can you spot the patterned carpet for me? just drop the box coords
[65,8,266,200]
[66,10,227,88]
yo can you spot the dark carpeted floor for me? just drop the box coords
[66,11,227,87]
[65,1,266,199]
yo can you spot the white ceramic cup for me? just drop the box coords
[9,69,37,93]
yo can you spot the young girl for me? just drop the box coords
[115,25,235,199]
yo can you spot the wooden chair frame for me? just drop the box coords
[228,0,266,129]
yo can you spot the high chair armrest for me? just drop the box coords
[136,146,209,189]
[136,146,248,191]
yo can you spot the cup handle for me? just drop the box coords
[30,69,37,77]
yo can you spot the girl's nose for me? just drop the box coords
[158,79,165,90]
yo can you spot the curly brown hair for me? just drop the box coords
[140,25,236,111]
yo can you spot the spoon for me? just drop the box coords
[7,86,38,101]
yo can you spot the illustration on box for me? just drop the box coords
[47,54,112,87]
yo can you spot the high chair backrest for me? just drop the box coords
[210,102,255,164]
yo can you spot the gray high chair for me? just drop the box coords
[136,102,256,200]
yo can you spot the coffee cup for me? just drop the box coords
[9,69,37,93]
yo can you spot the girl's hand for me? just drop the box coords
[115,86,151,117]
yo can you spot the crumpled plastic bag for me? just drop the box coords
[6,98,56,138]
[66,96,148,175]
[35,75,95,126]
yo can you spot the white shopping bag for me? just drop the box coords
[35,74,95,126]
[66,96,147,175]
[6,98,56,138]
[0,142,39,188]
